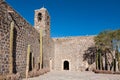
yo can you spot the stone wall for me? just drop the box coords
[0,0,97,79]
[0,1,40,77]
[34,7,52,69]
[49,38,55,70]
[53,36,95,71]
[42,37,53,69]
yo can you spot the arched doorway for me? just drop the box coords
[13,28,17,74]
[29,52,32,71]
[63,61,69,70]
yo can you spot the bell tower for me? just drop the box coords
[34,7,50,38]
[34,7,51,69]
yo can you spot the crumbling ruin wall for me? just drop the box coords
[53,36,95,71]
[0,1,40,77]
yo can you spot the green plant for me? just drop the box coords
[9,21,14,74]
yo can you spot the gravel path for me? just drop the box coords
[23,71,120,80]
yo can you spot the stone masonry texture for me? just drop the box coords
[0,1,40,77]
[0,0,97,79]
[34,7,54,69]
[53,36,95,71]
[0,1,53,78]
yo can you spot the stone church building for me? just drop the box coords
[0,0,95,78]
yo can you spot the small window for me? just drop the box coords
[47,16,49,20]
[47,21,49,25]
[38,13,42,21]
[38,39,40,43]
